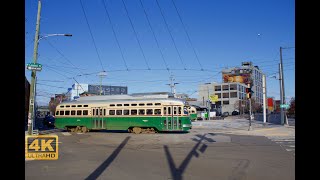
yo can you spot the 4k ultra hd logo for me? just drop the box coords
[25,135,58,160]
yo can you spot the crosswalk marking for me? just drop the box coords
[267,136,295,155]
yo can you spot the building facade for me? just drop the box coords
[221,61,265,106]
[198,82,248,114]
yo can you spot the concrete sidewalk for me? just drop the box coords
[192,118,295,138]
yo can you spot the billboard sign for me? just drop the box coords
[222,68,253,85]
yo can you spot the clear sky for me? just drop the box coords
[25,0,295,106]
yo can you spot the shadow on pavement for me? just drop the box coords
[164,133,216,180]
[85,136,131,180]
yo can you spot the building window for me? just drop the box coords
[223,101,229,105]
[223,93,229,98]
[215,86,221,91]
[230,84,237,90]
[215,93,221,98]
[230,92,237,98]
[222,85,229,91]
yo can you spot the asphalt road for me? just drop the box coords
[25,128,294,180]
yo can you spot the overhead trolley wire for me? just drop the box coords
[138,0,170,72]
[170,0,204,71]
[79,0,105,72]
[121,0,151,70]
[44,39,86,75]
[101,0,129,71]
[155,0,187,70]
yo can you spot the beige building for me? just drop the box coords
[198,82,248,115]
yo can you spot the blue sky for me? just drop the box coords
[25,0,295,105]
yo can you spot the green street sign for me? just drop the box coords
[280,104,289,108]
[26,63,42,71]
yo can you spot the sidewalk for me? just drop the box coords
[192,118,295,138]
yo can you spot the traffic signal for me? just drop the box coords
[246,87,252,99]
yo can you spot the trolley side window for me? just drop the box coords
[109,110,115,115]
[77,110,82,116]
[65,110,70,115]
[154,109,161,115]
[139,109,145,115]
[146,109,153,115]
[131,109,137,115]
[116,110,122,115]
[71,110,76,116]
[56,111,59,115]
[123,110,130,115]
[83,110,88,115]
[60,111,64,115]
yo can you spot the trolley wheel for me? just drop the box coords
[132,127,142,134]
[81,126,88,133]
[76,126,82,133]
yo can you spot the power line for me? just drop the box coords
[36,83,67,89]
[44,39,85,74]
[138,0,170,72]
[170,0,204,71]
[155,0,187,70]
[120,0,151,70]
[101,0,129,71]
[79,0,105,72]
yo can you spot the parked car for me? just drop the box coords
[232,111,239,115]
[43,115,55,127]
[221,112,229,117]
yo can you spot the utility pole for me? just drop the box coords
[279,47,288,125]
[98,71,107,95]
[166,75,179,97]
[262,74,267,123]
[27,0,41,135]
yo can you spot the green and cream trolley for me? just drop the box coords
[54,96,192,134]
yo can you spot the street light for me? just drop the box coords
[26,0,73,135]
[37,33,72,43]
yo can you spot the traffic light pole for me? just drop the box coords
[247,83,252,131]
[27,0,41,135]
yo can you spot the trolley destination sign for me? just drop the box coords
[26,63,42,71]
